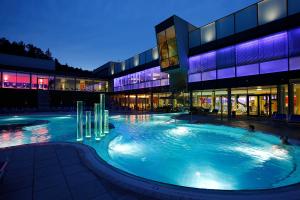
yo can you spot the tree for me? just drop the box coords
[45,48,52,60]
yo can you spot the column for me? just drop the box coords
[288,83,294,116]
[135,94,138,110]
[227,88,232,118]
[277,85,284,114]
[189,90,193,110]
[150,92,154,112]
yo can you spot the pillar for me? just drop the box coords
[277,85,286,114]
[150,92,154,112]
[189,90,193,110]
[135,94,138,110]
[288,83,294,116]
[227,88,232,118]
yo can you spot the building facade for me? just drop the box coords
[99,0,300,117]
[0,53,107,111]
[1,0,300,117]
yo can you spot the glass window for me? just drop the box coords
[259,32,288,62]
[152,47,159,60]
[167,39,178,57]
[260,59,288,74]
[169,56,179,66]
[189,29,201,48]
[55,76,75,91]
[113,66,169,92]
[134,55,139,67]
[216,46,235,69]
[2,72,16,88]
[166,26,176,40]
[235,4,258,33]
[288,27,300,57]
[159,43,169,59]
[236,39,259,66]
[288,0,300,16]
[216,14,234,39]
[217,67,235,79]
[31,75,49,90]
[157,31,166,43]
[289,56,300,71]
[201,22,216,45]
[139,52,146,65]
[16,73,30,89]
[258,0,287,25]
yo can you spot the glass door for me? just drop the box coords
[248,96,258,116]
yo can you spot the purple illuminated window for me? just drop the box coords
[202,70,216,81]
[217,67,235,79]
[236,39,259,66]
[289,27,300,57]
[236,63,259,77]
[188,51,216,74]
[260,59,288,74]
[188,73,201,83]
[113,66,169,92]
[216,46,235,68]
[259,32,288,62]
[289,56,300,71]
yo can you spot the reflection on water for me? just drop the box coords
[0,124,51,148]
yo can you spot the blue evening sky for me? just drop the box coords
[0,0,258,70]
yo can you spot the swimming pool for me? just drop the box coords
[0,113,300,190]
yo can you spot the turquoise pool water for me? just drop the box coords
[0,114,300,190]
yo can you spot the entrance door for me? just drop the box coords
[248,96,258,116]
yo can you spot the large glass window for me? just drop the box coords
[2,72,16,88]
[201,22,216,44]
[16,73,30,89]
[235,4,258,33]
[31,75,50,90]
[157,26,179,69]
[216,15,234,39]
[113,66,169,92]
[258,0,287,25]
[55,76,75,91]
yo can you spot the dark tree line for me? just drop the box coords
[0,37,52,60]
[0,37,93,76]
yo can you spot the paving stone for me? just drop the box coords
[35,163,62,179]
[65,170,98,187]
[34,173,66,191]
[35,157,59,169]
[34,184,72,200]
[70,179,107,200]
[62,163,86,176]
[1,173,33,193]
[0,187,32,200]
[90,193,114,200]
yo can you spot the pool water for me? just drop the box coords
[0,114,300,190]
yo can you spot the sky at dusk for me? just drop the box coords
[0,0,258,70]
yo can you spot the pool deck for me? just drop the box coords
[0,143,157,200]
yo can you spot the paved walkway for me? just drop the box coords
[0,143,157,200]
